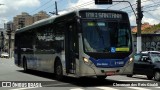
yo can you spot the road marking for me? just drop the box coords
[10,87,37,90]
[119,80,152,81]
[70,88,84,90]
[96,87,118,90]
[155,87,160,88]
[127,87,150,90]
[43,83,69,87]
[134,75,146,77]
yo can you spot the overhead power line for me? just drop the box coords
[58,1,94,12]
[118,0,156,11]
[107,2,121,9]
[144,11,160,21]
[30,0,53,14]
[151,0,160,7]
[43,3,55,11]
[144,8,160,12]
[143,2,160,9]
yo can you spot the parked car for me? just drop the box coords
[0,52,9,58]
[127,51,160,81]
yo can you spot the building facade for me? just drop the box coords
[13,12,33,30]
[33,11,50,22]
[13,11,49,30]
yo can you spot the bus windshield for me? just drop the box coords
[82,20,131,53]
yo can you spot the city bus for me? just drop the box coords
[14,9,134,79]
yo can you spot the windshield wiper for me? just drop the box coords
[93,20,105,46]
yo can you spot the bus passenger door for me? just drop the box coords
[65,22,79,74]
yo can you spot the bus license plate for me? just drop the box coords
[105,71,115,76]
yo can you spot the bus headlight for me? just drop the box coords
[129,57,133,63]
[83,57,89,63]
[83,57,93,66]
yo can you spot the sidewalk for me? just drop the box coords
[0,57,14,60]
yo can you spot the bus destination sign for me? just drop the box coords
[82,12,122,19]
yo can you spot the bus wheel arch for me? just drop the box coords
[54,57,63,80]
[23,56,28,72]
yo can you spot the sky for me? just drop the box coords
[0,0,160,28]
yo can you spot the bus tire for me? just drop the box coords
[127,74,133,77]
[23,57,28,72]
[97,76,107,79]
[55,60,63,80]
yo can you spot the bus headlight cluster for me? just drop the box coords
[129,57,133,64]
[83,57,93,66]
[83,57,89,63]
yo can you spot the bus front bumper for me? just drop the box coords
[79,60,133,77]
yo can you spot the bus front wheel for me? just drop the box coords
[55,60,63,80]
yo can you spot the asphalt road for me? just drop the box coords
[0,58,160,90]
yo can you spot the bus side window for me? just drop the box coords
[54,23,65,52]
[35,25,58,54]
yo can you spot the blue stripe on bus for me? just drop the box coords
[89,57,129,68]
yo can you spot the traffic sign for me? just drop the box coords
[95,0,112,4]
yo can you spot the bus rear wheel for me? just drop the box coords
[55,61,63,80]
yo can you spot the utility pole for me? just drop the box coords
[0,4,4,53]
[1,31,4,53]
[136,0,143,53]
[6,22,13,58]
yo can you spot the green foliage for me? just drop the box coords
[142,24,160,34]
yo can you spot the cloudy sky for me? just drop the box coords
[0,0,160,28]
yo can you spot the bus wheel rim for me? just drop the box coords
[56,66,62,75]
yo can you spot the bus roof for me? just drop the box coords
[15,9,128,34]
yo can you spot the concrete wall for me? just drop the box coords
[132,34,160,51]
